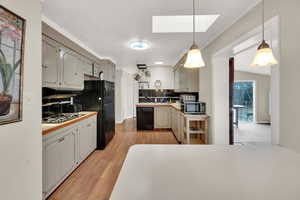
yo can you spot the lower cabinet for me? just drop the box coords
[43,115,97,199]
[78,118,97,162]
[154,107,170,129]
[170,107,184,143]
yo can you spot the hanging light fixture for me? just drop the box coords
[252,0,278,67]
[184,0,205,68]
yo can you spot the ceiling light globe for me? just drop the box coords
[184,44,205,68]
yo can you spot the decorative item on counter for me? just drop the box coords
[0,5,26,125]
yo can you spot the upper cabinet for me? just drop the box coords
[94,60,116,82]
[80,58,93,77]
[42,36,84,90]
[173,57,199,93]
[42,36,116,90]
[42,37,60,88]
[60,49,84,90]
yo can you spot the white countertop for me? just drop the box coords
[110,144,300,200]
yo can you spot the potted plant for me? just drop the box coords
[0,23,21,116]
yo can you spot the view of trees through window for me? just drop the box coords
[234,81,254,123]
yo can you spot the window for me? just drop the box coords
[233,81,254,123]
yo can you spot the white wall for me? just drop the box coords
[123,65,174,89]
[146,66,174,89]
[202,0,300,151]
[211,54,230,144]
[115,68,138,123]
[235,71,271,123]
[0,0,42,199]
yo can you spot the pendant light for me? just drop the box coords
[184,0,205,68]
[251,0,278,67]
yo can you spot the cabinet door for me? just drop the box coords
[61,50,84,90]
[111,63,116,82]
[155,107,170,129]
[94,63,104,78]
[60,130,76,178]
[42,39,59,88]
[103,61,110,81]
[78,119,95,161]
[187,69,199,92]
[174,68,180,91]
[81,58,93,76]
[43,139,62,194]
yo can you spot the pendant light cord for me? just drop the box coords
[193,0,195,45]
[262,0,265,41]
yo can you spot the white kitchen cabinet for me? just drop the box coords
[61,49,84,90]
[42,37,60,88]
[78,117,97,162]
[100,60,116,82]
[43,127,76,196]
[154,107,170,129]
[80,58,93,76]
[93,63,104,79]
[170,107,183,143]
[43,137,62,195]
[60,131,77,178]
[43,115,97,199]
[173,66,199,92]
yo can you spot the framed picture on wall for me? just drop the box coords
[0,5,26,125]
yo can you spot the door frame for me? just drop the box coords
[229,58,234,145]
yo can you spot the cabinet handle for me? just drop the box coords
[58,137,65,143]
[42,65,48,69]
[87,124,92,127]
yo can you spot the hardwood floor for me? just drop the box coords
[47,118,178,200]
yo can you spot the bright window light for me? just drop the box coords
[152,15,219,33]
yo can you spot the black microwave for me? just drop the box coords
[181,102,206,115]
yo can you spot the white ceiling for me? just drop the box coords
[42,0,261,67]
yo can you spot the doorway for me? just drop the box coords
[212,16,279,145]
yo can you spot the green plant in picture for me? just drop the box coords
[0,22,21,116]
[0,51,20,95]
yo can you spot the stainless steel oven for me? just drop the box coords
[181,102,206,114]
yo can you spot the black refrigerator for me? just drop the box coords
[75,80,115,150]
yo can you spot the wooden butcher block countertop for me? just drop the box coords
[42,112,98,135]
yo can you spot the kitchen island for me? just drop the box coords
[110,144,300,200]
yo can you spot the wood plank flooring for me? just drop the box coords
[47,118,178,200]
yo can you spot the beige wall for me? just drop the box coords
[0,0,42,199]
[235,71,271,123]
[200,0,300,152]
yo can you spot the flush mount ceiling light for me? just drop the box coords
[152,15,219,33]
[251,0,278,67]
[184,0,205,69]
[154,61,164,65]
[130,41,150,50]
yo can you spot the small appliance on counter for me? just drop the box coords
[180,94,206,115]
[181,102,206,115]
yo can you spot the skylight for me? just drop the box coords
[152,15,220,33]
